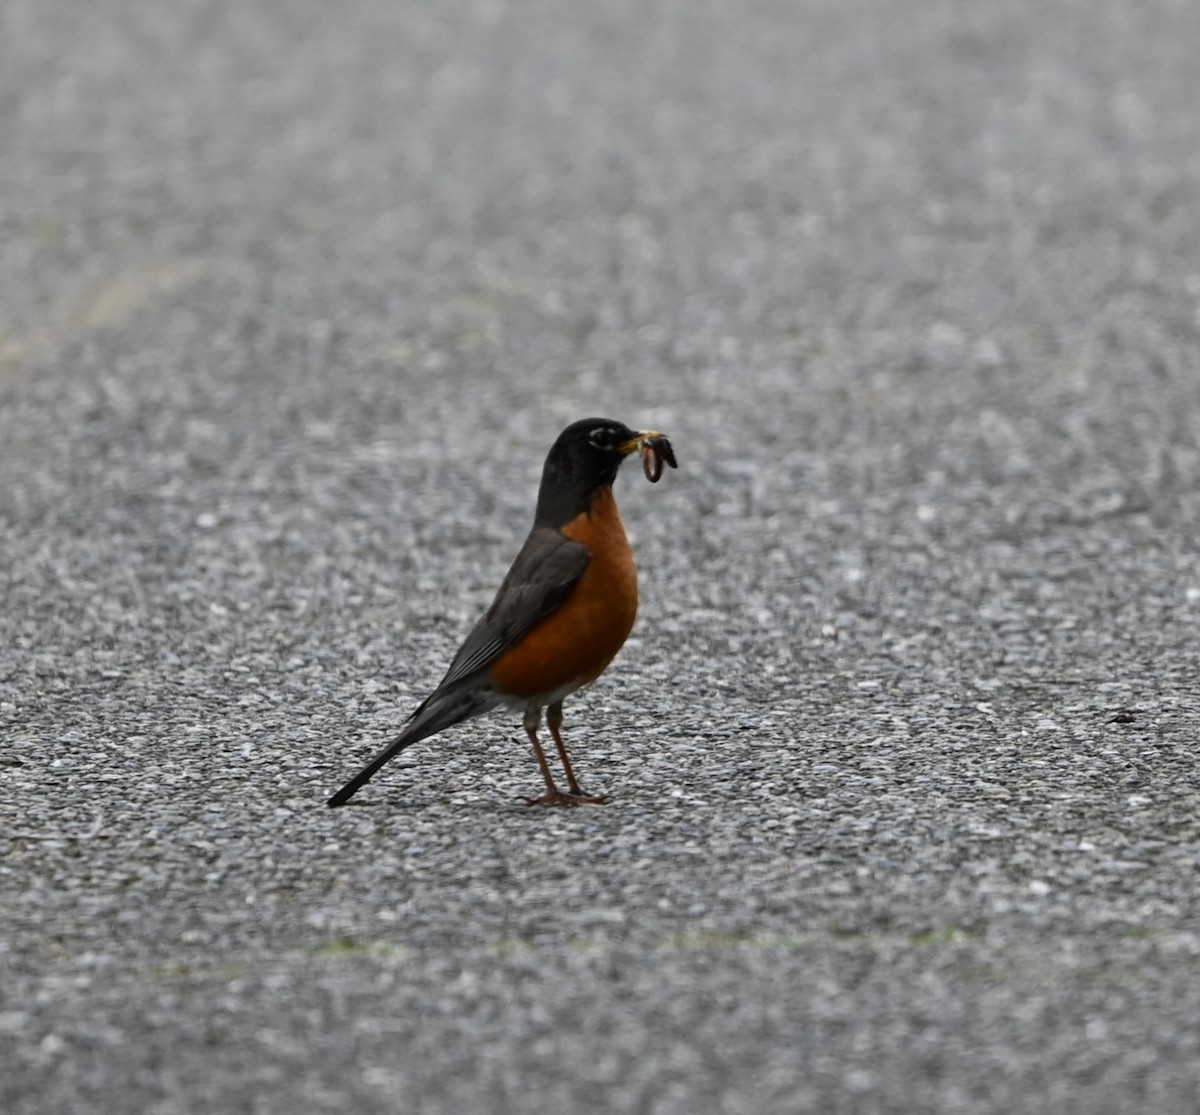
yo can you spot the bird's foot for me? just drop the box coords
[525,789,611,807]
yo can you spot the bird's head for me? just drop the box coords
[534,417,666,525]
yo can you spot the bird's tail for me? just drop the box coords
[326,684,498,807]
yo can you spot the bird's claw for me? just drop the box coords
[525,790,611,807]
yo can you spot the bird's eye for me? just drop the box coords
[588,428,616,449]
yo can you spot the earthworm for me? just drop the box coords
[640,435,677,483]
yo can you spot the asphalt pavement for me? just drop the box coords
[3,1,1200,1112]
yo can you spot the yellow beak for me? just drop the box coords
[618,430,664,455]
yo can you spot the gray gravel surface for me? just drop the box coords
[4,1,1200,1112]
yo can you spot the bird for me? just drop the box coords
[327,417,676,808]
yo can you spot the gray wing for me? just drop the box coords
[430,526,590,693]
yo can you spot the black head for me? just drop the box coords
[534,417,648,526]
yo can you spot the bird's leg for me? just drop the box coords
[523,707,562,799]
[523,705,607,806]
[546,701,609,804]
[545,701,584,795]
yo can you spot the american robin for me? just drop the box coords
[327,417,676,807]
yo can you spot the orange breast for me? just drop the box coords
[489,487,639,701]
